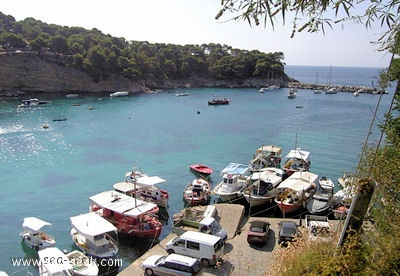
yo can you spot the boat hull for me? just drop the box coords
[275,200,303,215]
[244,194,275,207]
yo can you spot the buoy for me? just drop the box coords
[197,110,200,114]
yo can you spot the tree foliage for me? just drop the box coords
[0,11,287,83]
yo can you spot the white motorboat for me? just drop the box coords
[212,163,252,202]
[110,91,129,97]
[38,247,73,276]
[250,145,282,171]
[114,174,169,208]
[66,250,99,276]
[70,212,119,259]
[288,88,297,98]
[306,176,337,216]
[319,176,335,190]
[18,98,49,108]
[20,217,56,251]
[243,167,284,207]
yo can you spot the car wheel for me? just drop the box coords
[145,268,154,276]
[201,258,210,267]
[167,249,175,254]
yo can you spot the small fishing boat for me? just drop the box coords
[282,148,311,177]
[175,92,189,96]
[288,88,297,98]
[183,177,212,206]
[306,176,338,216]
[89,190,162,239]
[212,163,252,202]
[20,217,56,251]
[114,175,169,208]
[250,145,282,171]
[275,171,318,215]
[208,98,230,105]
[70,212,119,259]
[243,167,284,207]
[38,247,74,276]
[189,164,214,176]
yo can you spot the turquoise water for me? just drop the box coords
[0,66,393,274]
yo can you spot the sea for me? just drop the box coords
[0,65,394,275]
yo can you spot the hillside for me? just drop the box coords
[0,11,291,99]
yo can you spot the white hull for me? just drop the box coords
[213,183,242,202]
[66,250,99,276]
[244,194,274,207]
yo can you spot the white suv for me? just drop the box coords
[141,253,203,276]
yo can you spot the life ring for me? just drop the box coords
[227,174,233,178]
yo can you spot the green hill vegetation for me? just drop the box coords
[0,11,286,84]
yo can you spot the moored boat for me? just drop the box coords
[89,190,162,239]
[288,88,297,98]
[65,250,99,276]
[282,148,311,177]
[114,175,169,208]
[250,145,282,171]
[110,91,129,97]
[243,167,284,207]
[208,98,230,105]
[20,217,56,251]
[212,163,251,202]
[18,98,49,108]
[275,171,318,215]
[70,212,119,259]
[38,247,73,276]
[189,164,213,177]
[183,177,212,206]
[306,176,338,215]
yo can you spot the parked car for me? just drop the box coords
[141,253,202,276]
[247,220,270,245]
[278,221,298,245]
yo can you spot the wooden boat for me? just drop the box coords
[212,163,251,202]
[243,167,284,207]
[70,212,119,259]
[189,164,213,176]
[208,98,230,105]
[65,250,99,276]
[275,171,318,215]
[20,217,56,251]
[250,145,282,171]
[114,175,169,208]
[89,190,162,239]
[282,148,311,177]
[183,177,211,206]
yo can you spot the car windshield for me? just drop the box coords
[250,221,267,233]
[155,256,166,265]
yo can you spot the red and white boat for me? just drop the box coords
[114,175,169,208]
[89,190,162,239]
[274,171,318,215]
[183,177,211,206]
[189,164,213,176]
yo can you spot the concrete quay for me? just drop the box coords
[118,203,344,276]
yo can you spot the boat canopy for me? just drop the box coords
[113,182,136,193]
[136,176,167,186]
[278,171,318,192]
[70,212,117,236]
[89,190,158,217]
[221,163,251,175]
[38,247,73,274]
[285,148,310,160]
[22,217,52,232]
[256,145,282,155]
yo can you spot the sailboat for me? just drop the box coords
[325,66,337,94]
[314,72,322,94]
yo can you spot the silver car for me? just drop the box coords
[141,253,202,276]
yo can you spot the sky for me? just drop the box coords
[1,0,392,68]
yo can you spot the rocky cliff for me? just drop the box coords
[0,52,290,99]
